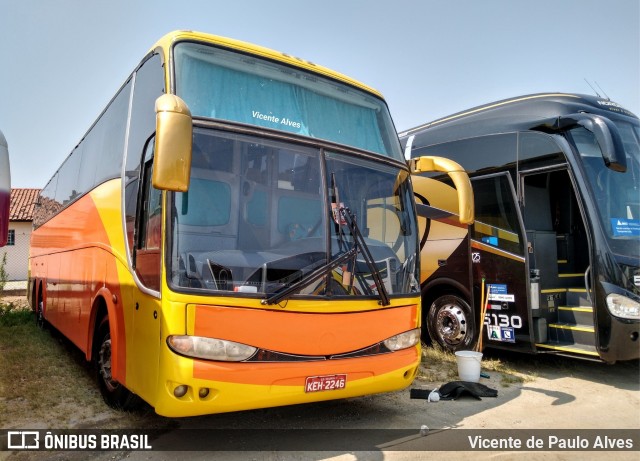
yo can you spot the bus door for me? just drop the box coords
[520,167,595,355]
[470,173,531,352]
[128,145,163,400]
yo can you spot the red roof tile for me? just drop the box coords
[10,188,40,221]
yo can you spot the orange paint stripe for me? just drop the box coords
[30,181,128,383]
[192,304,418,356]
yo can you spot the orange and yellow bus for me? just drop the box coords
[0,129,9,246]
[28,31,472,416]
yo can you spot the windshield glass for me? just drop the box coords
[173,42,403,161]
[169,128,419,300]
[570,117,640,255]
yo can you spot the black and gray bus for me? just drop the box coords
[401,93,639,362]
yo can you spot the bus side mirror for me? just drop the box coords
[153,94,193,192]
[410,156,474,224]
[576,115,626,173]
[0,130,10,247]
[535,113,627,173]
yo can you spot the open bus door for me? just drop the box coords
[469,173,531,353]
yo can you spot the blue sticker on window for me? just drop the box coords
[610,219,640,237]
[482,236,498,246]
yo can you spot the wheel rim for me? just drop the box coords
[435,303,467,346]
[98,336,119,392]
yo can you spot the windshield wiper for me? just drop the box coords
[339,205,391,306]
[330,172,390,306]
[262,248,357,305]
[264,173,392,306]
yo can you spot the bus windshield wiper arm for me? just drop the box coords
[339,206,391,306]
[262,248,357,305]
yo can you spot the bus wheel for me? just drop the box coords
[35,299,46,330]
[426,294,475,352]
[94,318,140,410]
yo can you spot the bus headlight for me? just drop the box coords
[167,335,257,361]
[606,294,640,320]
[383,328,421,351]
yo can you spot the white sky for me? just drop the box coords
[1,0,638,188]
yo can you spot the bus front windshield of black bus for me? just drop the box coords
[169,128,419,301]
[570,118,640,254]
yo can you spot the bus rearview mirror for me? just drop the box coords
[410,156,474,224]
[535,113,627,173]
[576,115,627,173]
[153,94,193,192]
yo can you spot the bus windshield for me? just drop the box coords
[169,128,419,300]
[570,117,640,254]
[174,42,403,161]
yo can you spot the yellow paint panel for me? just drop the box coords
[152,30,382,98]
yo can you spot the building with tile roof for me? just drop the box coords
[2,188,40,281]
[10,188,39,221]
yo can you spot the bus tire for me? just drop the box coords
[35,287,46,330]
[94,317,140,411]
[426,294,475,352]
[35,300,46,330]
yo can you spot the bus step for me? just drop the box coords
[558,272,584,279]
[548,322,595,345]
[555,274,585,288]
[565,288,590,306]
[558,306,594,325]
[535,341,600,358]
[540,288,567,307]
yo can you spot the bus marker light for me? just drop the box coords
[174,385,188,398]
[199,388,210,399]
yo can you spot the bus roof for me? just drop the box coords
[153,30,384,99]
[399,93,639,145]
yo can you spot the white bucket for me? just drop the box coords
[455,350,483,383]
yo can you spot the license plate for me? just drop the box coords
[305,374,347,393]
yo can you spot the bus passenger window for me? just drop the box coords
[471,174,524,255]
[136,160,162,291]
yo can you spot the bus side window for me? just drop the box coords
[470,174,524,256]
[124,53,165,264]
[135,157,162,291]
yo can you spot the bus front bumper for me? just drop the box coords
[152,345,420,417]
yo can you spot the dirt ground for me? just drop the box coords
[1,294,639,460]
[111,352,639,461]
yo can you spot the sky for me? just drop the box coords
[0,0,638,188]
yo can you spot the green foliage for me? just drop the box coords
[0,252,7,294]
[0,302,33,326]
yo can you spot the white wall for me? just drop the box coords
[2,221,32,281]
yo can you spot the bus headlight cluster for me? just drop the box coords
[383,328,421,351]
[606,294,640,320]
[167,335,257,361]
